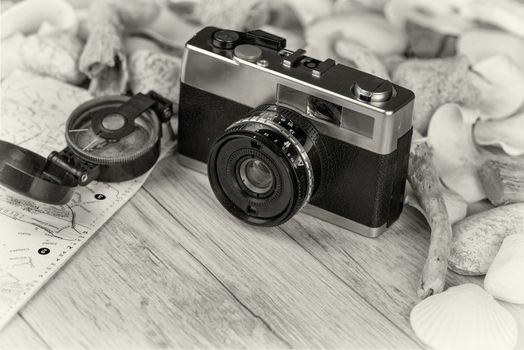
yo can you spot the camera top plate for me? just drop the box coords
[181,27,415,155]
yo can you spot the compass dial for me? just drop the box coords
[65,96,160,165]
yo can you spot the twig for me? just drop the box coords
[408,140,452,298]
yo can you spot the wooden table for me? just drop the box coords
[0,156,516,349]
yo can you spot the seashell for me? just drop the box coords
[1,0,78,40]
[0,32,26,80]
[333,39,390,80]
[458,29,524,71]
[392,56,479,134]
[427,103,485,203]
[485,234,524,304]
[306,13,407,57]
[19,31,85,84]
[474,112,524,156]
[283,0,333,27]
[501,301,524,349]
[128,49,182,104]
[469,55,524,121]
[384,0,474,36]
[459,0,524,39]
[192,0,270,31]
[449,203,524,276]
[410,283,518,350]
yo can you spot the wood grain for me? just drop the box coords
[0,157,521,349]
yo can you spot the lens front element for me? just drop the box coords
[208,104,326,226]
[239,158,274,195]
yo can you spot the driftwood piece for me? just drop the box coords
[408,140,452,298]
[79,0,162,96]
[79,0,126,96]
[479,159,524,206]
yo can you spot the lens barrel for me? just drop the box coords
[208,104,327,226]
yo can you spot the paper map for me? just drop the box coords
[0,71,171,330]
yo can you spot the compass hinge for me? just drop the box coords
[147,91,173,123]
[47,149,100,186]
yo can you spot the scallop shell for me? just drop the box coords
[485,234,524,304]
[410,283,518,350]
[0,0,77,40]
[458,29,524,71]
[474,112,524,156]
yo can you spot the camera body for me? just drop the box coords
[178,27,414,237]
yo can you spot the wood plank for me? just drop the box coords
[0,314,49,349]
[13,190,289,348]
[142,159,420,348]
[279,207,482,340]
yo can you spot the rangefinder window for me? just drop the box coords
[276,84,342,126]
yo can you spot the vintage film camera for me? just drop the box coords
[178,27,415,237]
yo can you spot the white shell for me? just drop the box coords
[469,55,524,121]
[0,0,77,40]
[458,29,524,71]
[459,0,524,39]
[306,13,407,57]
[485,234,524,304]
[333,39,390,80]
[427,103,485,203]
[384,0,474,35]
[474,112,524,156]
[411,283,518,350]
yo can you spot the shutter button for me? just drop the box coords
[212,30,240,49]
[234,44,263,62]
[352,76,394,103]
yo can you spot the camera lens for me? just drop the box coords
[239,158,274,194]
[208,104,329,226]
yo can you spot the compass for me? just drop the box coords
[0,91,173,204]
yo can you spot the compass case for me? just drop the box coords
[0,141,77,204]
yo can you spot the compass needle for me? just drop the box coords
[81,137,100,151]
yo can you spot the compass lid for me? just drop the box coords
[0,140,77,204]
